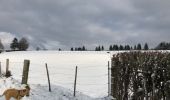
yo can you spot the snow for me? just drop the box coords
[0,76,113,100]
[0,51,117,100]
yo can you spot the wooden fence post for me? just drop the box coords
[74,66,78,97]
[6,59,9,75]
[45,63,51,92]
[21,60,30,84]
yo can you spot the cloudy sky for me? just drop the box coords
[0,0,170,50]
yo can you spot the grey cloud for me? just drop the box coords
[0,0,170,50]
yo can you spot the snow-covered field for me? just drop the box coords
[0,51,117,100]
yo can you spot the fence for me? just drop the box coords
[0,59,110,98]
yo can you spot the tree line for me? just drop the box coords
[70,42,170,51]
[0,37,29,52]
[155,42,170,50]
[70,43,149,51]
[108,43,149,51]
[0,39,170,52]
[70,46,86,51]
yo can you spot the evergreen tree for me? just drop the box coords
[113,45,116,50]
[130,46,133,50]
[124,45,128,50]
[0,40,4,52]
[101,46,104,51]
[78,47,82,51]
[95,46,102,51]
[109,45,113,51]
[155,42,170,50]
[113,45,119,50]
[144,43,149,50]
[10,38,19,51]
[71,47,74,51]
[124,45,131,50]
[18,37,29,51]
[126,45,130,50]
[115,45,119,50]
[82,46,86,51]
[137,43,142,50]
[95,46,100,51]
[119,45,124,50]
[98,46,101,51]
[134,45,137,50]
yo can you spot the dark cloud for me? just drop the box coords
[0,0,170,50]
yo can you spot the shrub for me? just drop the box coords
[111,51,170,100]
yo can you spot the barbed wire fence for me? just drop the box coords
[0,59,111,97]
